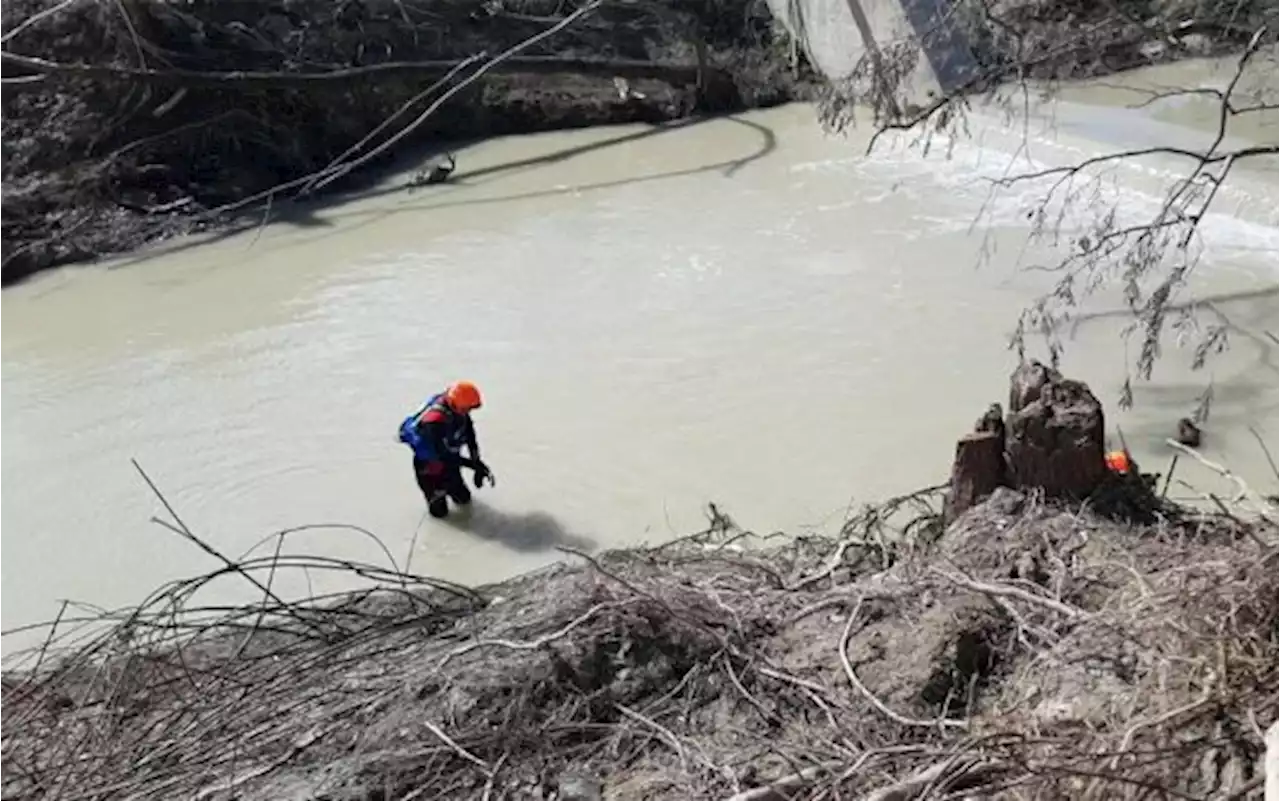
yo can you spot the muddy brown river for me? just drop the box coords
[3,58,1276,643]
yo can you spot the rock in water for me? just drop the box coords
[1176,417,1202,447]
[1005,361,1107,499]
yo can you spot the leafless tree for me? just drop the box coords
[804,0,1278,409]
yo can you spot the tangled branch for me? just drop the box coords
[3,474,1273,800]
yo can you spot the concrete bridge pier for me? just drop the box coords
[765,0,985,115]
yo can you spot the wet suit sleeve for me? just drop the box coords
[465,418,481,464]
[462,418,489,486]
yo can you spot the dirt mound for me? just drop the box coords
[1,0,813,284]
[3,485,1274,800]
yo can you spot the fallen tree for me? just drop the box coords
[3,367,1274,800]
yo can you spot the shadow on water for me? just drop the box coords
[440,502,598,554]
[1067,286,1279,330]
[331,113,777,215]
[270,116,776,252]
[442,113,775,187]
[271,204,336,229]
[1053,287,1279,462]
[1068,286,1279,375]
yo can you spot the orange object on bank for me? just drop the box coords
[1104,450,1132,475]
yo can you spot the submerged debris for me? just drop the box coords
[408,153,457,189]
[1177,416,1203,448]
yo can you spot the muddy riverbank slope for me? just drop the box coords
[1,0,1270,285]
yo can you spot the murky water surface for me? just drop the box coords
[3,58,1276,643]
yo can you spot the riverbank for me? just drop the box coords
[5,359,1279,799]
[2,0,1270,286]
[3,480,1275,800]
[0,0,813,286]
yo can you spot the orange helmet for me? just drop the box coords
[445,380,482,413]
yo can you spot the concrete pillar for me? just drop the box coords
[765,0,982,112]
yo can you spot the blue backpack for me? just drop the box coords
[397,395,442,459]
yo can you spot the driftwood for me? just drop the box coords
[3,458,1275,800]
[948,362,1108,518]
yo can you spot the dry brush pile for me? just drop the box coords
[3,478,1275,801]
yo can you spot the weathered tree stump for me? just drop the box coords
[945,403,1009,521]
[946,430,1007,521]
[1008,359,1060,415]
[1004,360,1107,499]
[947,363,1109,519]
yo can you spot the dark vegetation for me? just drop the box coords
[1,0,813,285]
[815,0,1277,129]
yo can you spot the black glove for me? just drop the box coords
[473,462,493,488]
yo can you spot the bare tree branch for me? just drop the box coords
[0,49,708,87]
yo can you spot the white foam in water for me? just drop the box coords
[792,118,1279,273]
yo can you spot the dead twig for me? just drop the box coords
[929,568,1086,620]
[1165,439,1277,525]
[720,761,844,801]
[0,51,704,87]
[860,755,1002,801]
[1,0,85,44]
[298,54,484,197]
[422,718,492,775]
[435,601,630,672]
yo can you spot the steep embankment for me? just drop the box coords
[0,0,814,285]
[2,0,1270,285]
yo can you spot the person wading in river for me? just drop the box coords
[398,381,494,518]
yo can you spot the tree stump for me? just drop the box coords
[946,430,1007,521]
[1008,359,1061,415]
[945,402,1009,521]
[1005,361,1107,499]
